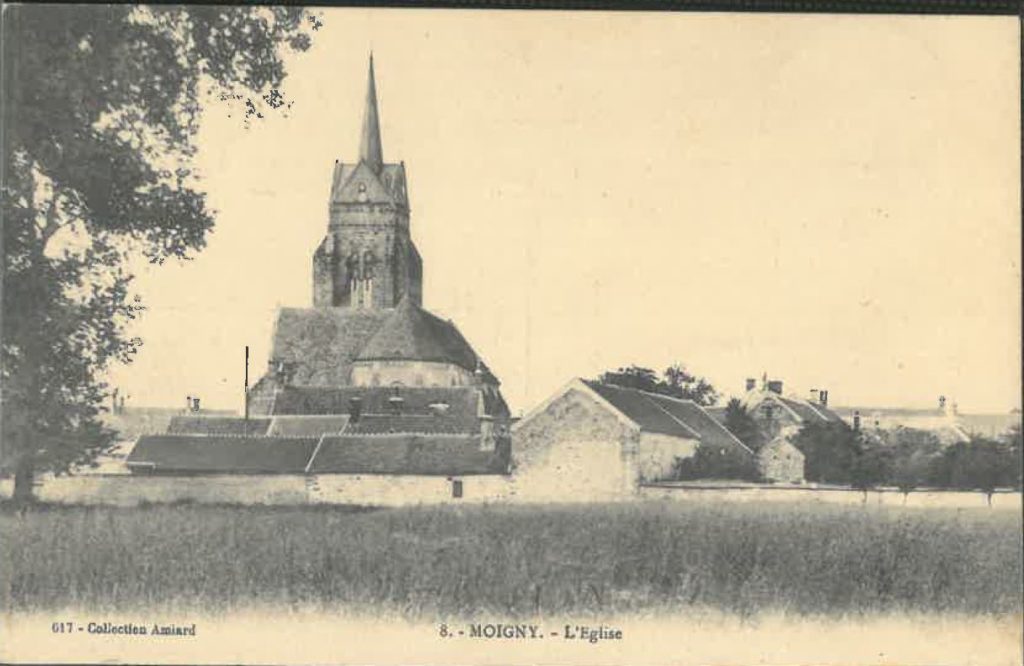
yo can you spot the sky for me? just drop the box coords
[107,10,1021,416]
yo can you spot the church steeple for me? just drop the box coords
[359,54,384,173]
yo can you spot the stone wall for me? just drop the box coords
[635,432,698,483]
[757,439,805,483]
[5,474,1018,510]
[350,359,476,388]
[511,388,635,500]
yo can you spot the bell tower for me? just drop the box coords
[313,55,423,309]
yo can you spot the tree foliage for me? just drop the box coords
[597,364,719,406]
[928,438,1020,502]
[790,421,863,485]
[722,398,763,451]
[1,5,318,499]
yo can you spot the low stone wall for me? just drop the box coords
[640,482,1022,510]
[1,474,1018,510]
[0,473,515,508]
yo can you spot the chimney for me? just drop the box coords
[348,397,363,424]
[767,380,783,395]
[186,395,192,411]
[745,378,756,392]
[938,395,946,411]
[809,388,819,403]
[191,397,201,412]
[853,410,861,431]
[388,387,404,415]
[819,389,829,407]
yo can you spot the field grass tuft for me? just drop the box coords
[1,501,1020,618]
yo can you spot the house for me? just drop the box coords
[738,376,844,439]
[509,379,753,501]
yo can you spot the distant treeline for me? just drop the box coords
[675,419,1022,500]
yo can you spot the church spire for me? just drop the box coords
[359,53,384,173]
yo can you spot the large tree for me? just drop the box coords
[1,5,318,500]
[597,364,719,406]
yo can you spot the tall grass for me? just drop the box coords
[1,501,1020,618]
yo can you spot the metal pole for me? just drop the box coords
[244,345,250,431]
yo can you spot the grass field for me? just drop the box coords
[1,501,1020,619]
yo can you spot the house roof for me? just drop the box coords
[582,381,697,439]
[641,393,754,455]
[127,435,319,474]
[270,307,391,386]
[743,390,844,424]
[266,381,505,438]
[356,297,480,372]
[168,416,271,437]
[265,415,351,437]
[345,414,479,435]
[579,380,753,455]
[126,431,507,477]
[307,434,509,476]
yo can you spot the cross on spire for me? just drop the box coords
[359,53,384,173]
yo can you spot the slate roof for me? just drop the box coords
[168,416,271,437]
[307,434,509,476]
[357,297,479,372]
[704,405,728,425]
[127,435,319,474]
[346,414,477,435]
[266,415,350,437]
[329,162,408,207]
[583,381,700,439]
[744,390,844,424]
[271,385,495,422]
[125,432,508,476]
[642,393,753,455]
[270,307,391,386]
[581,381,752,455]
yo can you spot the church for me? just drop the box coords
[127,56,512,482]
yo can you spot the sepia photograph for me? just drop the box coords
[1,4,1021,665]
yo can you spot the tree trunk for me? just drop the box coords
[12,454,36,502]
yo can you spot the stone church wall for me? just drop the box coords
[351,360,476,388]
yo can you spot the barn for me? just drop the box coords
[510,379,754,501]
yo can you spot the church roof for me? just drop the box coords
[329,161,407,206]
[359,53,383,173]
[356,297,480,371]
[270,385,505,423]
[327,55,408,207]
[271,307,392,386]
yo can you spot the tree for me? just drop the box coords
[931,438,1015,506]
[848,442,892,501]
[1,5,318,500]
[722,398,764,451]
[790,421,863,485]
[597,363,719,406]
[1004,422,1023,490]
[880,427,943,502]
